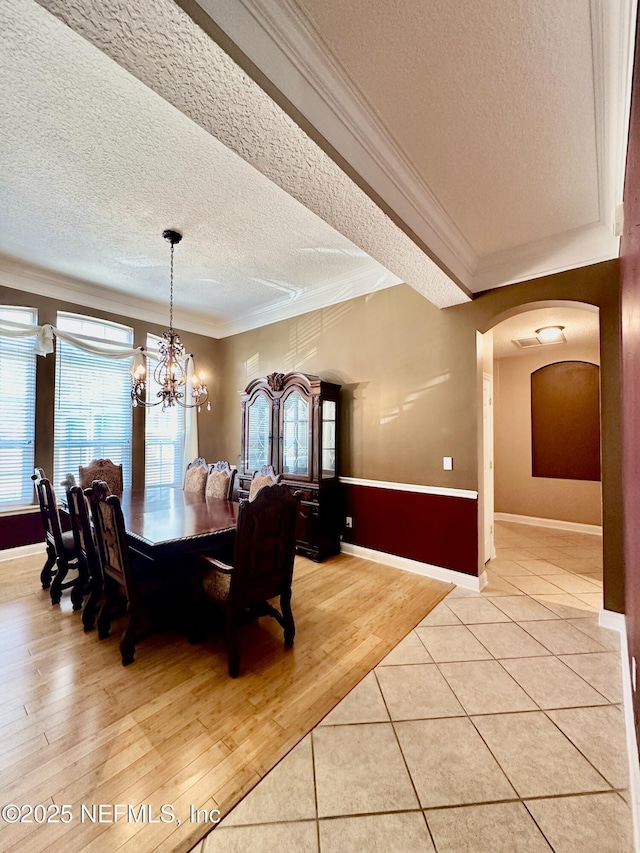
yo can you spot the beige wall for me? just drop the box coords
[494,343,602,525]
[216,258,623,611]
[215,284,478,490]
[1,257,623,610]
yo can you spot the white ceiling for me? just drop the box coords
[0,0,636,337]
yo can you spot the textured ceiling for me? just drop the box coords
[197,0,636,290]
[0,0,635,336]
[293,0,599,255]
[0,0,463,339]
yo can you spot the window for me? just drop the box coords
[144,334,185,486]
[0,306,37,507]
[53,313,133,489]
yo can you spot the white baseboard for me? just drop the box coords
[0,542,45,562]
[617,616,640,853]
[494,512,602,536]
[340,542,482,591]
[599,608,626,634]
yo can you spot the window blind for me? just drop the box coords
[53,312,133,490]
[0,306,37,507]
[144,334,185,487]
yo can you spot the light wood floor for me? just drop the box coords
[0,548,452,853]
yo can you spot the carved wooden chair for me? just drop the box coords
[60,472,77,489]
[32,474,84,608]
[87,480,142,665]
[78,458,123,496]
[87,480,178,665]
[205,461,236,501]
[195,484,298,677]
[184,457,208,495]
[248,464,281,502]
[67,485,102,632]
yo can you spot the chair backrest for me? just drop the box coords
[60,472,78,489]
[205,461,236,500]
[67,484,99,572]
[184,457,208,494]
[86,479,132,595]
[33,476,65,555]
[248,464,281,502]
[79,459,123,496]
[230,484,298,608]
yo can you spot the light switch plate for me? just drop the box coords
[443,457,453,471]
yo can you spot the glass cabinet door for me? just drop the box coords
[322,399,337,477]
[282,390,309,477]
[246,394,270,470]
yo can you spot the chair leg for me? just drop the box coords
[120,603,137,666]
[225,610,240,678]
[97,575,117,639]
[70,566,86,611]
[281,590,295,647]
[40,545,56,590]
[82,571,103,632]
[120,595,145,666]
[50,560,69,605]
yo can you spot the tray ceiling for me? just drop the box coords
[0,0,636,336]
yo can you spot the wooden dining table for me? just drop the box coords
[118,485,239,563]
[73,486,240,633]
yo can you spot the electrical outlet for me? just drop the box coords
[345,516,353,528]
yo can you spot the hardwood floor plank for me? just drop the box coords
[0,549,452,853]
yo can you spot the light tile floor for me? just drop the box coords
[191,521,633,852]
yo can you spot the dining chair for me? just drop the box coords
[194,484,299,677]
[184,457,208,495]
[66,484,102,632]
[60,472,78,489]
[87,480,141,665]
[248,464,281,501]
[78,458,123,496]
[32,474,84,608]
[87,480,177,665]
[205,461,236,501]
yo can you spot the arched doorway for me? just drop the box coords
[478,302,603,611]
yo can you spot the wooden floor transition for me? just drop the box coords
[0,548,452,853]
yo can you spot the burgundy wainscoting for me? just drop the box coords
[0,510,42,550]
[341,482,478,576]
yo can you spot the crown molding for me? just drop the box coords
[215,264,402,337]
[0,254,401,340]
[0,255,219,338]
[196,0,635,292]
[193,0,477,286]
[591,0,638,235]
[472,222,619,292]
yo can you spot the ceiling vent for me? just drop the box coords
[514,337,543,348]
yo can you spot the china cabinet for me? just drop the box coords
[238,372,341,561]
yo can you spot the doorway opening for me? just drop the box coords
[478,303,603,612]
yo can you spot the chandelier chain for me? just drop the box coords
[169,240,174,333]
[130,229,210,412]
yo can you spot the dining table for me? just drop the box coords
[118,485,239,563]
[72,485,240,633]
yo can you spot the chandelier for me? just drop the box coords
[131,229,210,411]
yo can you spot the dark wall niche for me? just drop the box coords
[531,360,601,481]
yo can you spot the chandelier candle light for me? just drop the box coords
[131,229,210,412]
